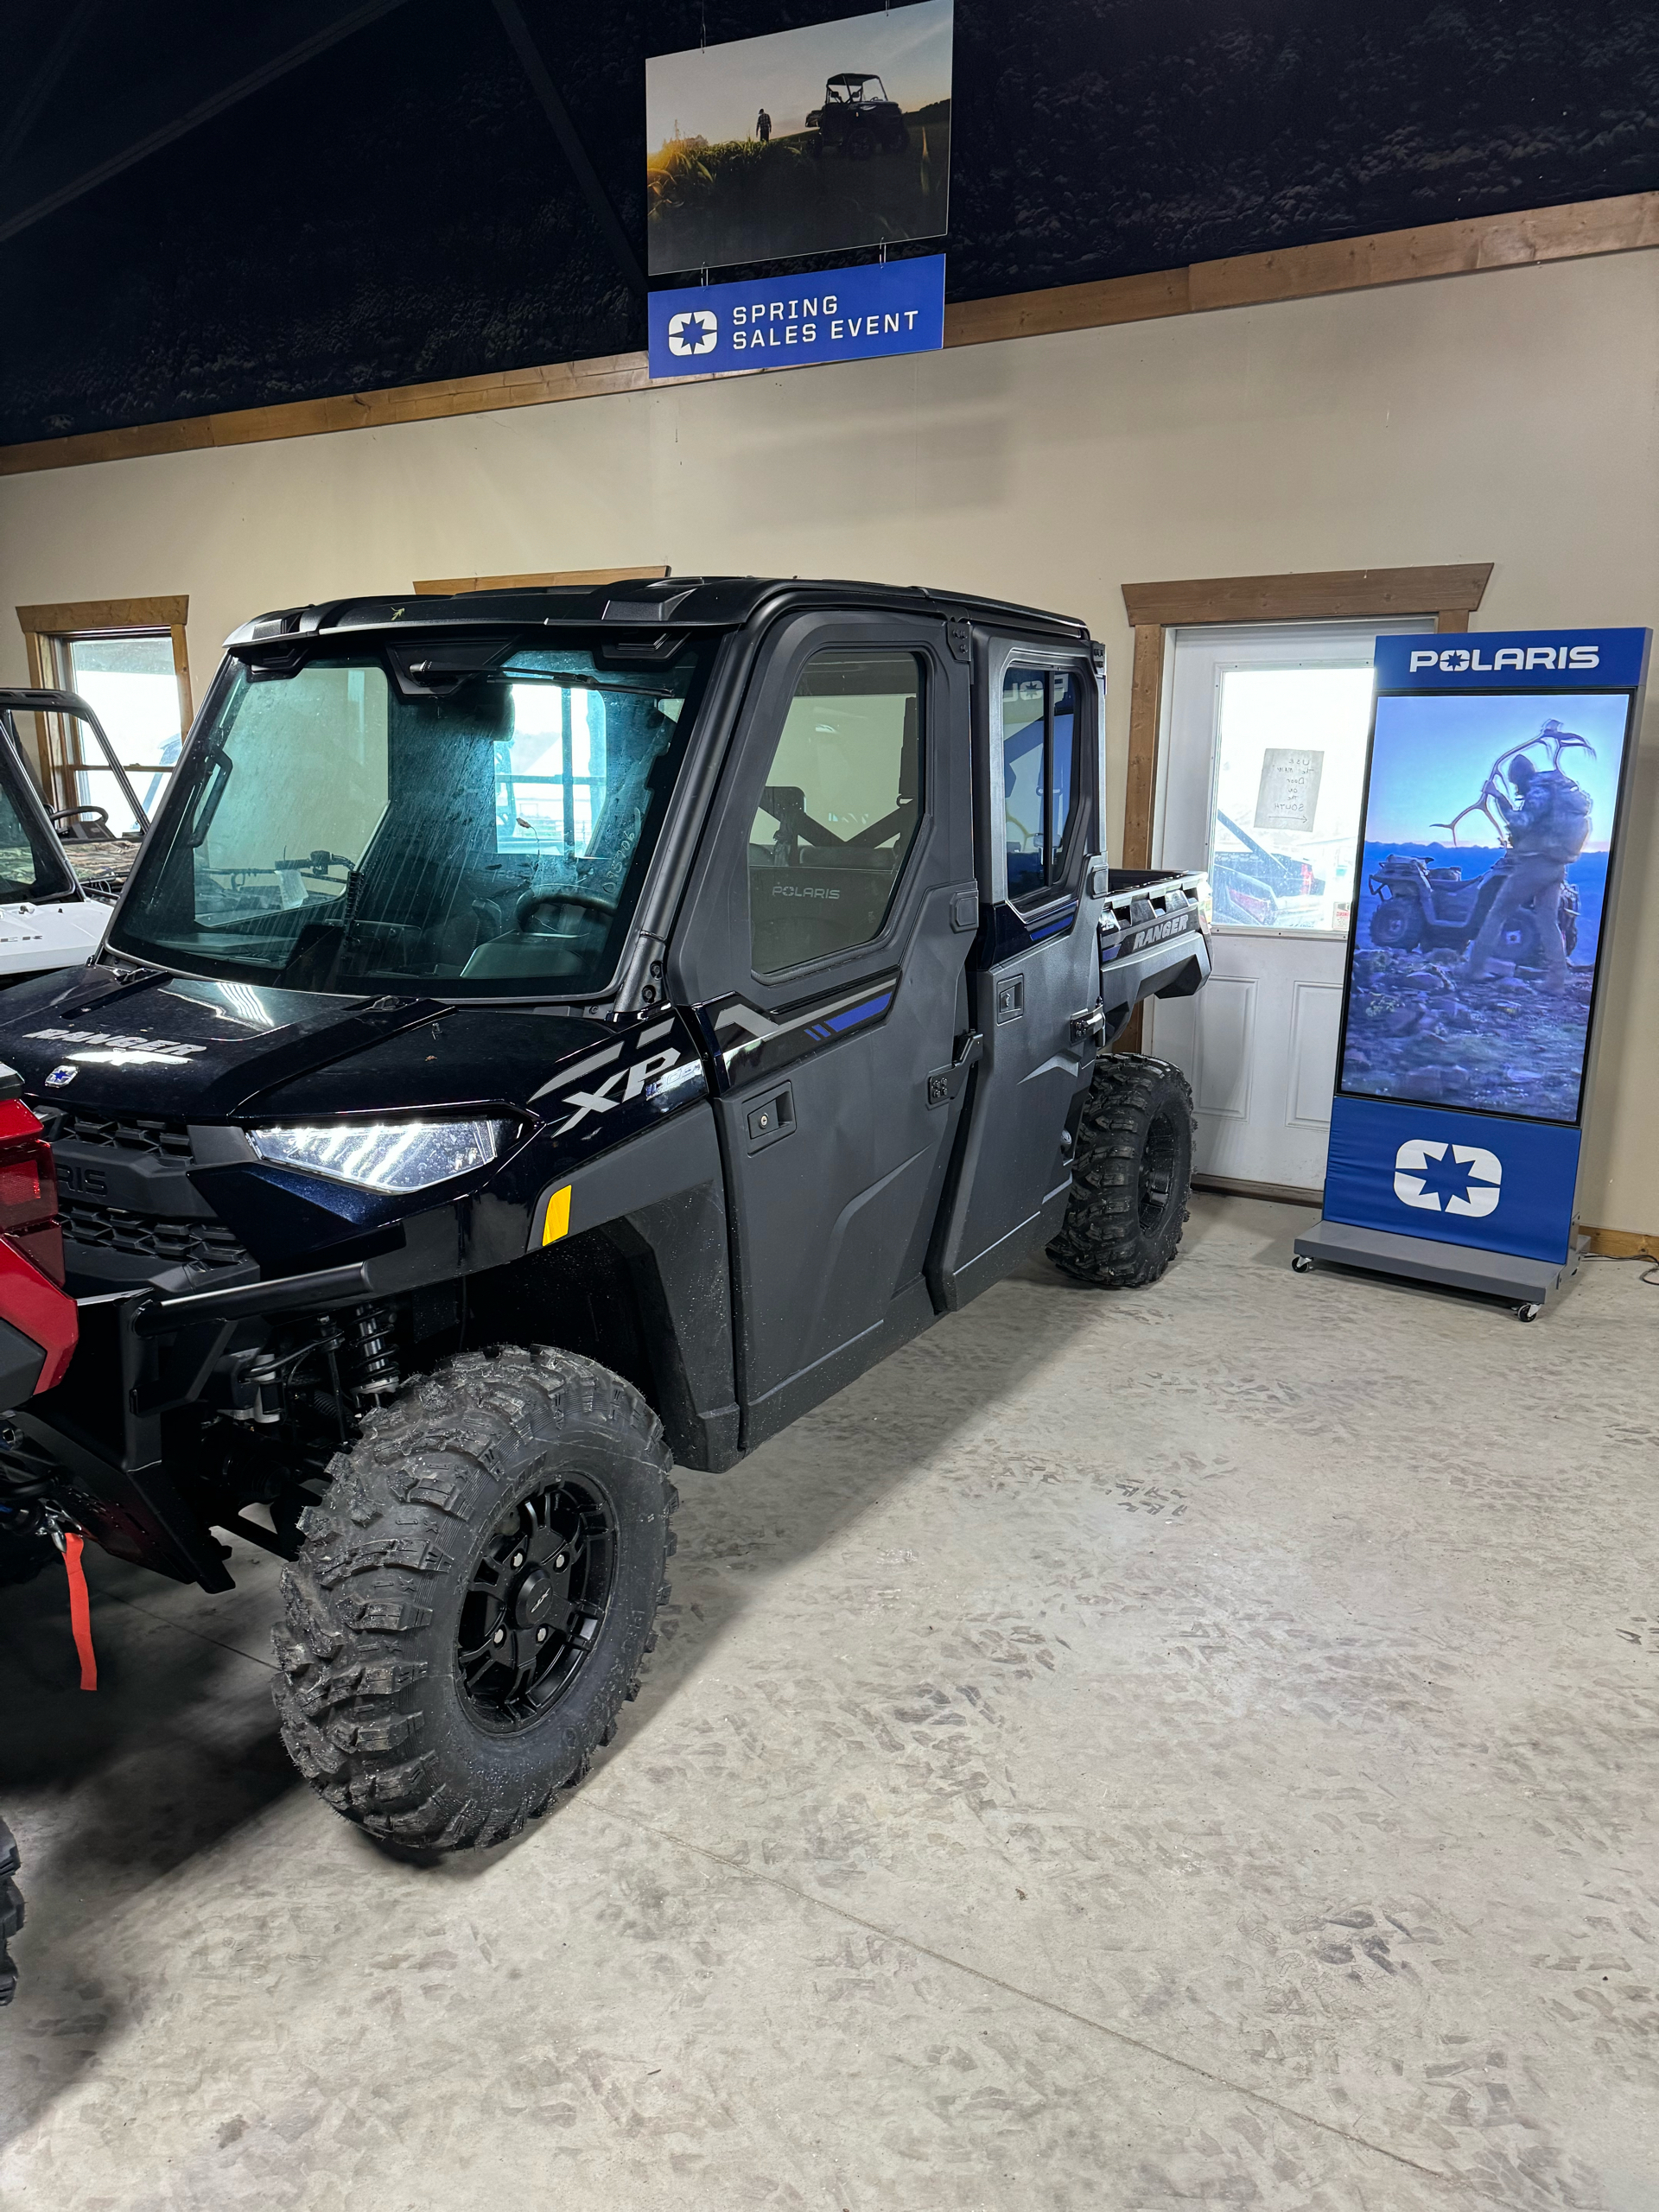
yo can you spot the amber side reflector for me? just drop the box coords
[542,1185,572,1246]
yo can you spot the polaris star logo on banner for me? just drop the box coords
[667,308,719,358]
[1375,630,1651,693]
[649,255,945,381]
[1325,1096,1580,1264]
[1393,1138,1501,1217]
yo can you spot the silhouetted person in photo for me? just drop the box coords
[757,107,772,144]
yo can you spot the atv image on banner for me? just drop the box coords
[0,577,1209,1854]
[1366,848,1580,966]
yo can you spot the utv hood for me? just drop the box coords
[0,965,611,1121]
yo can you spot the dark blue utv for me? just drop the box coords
[0,575,1208,1851]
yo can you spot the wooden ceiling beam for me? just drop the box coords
[2,190,1653,478]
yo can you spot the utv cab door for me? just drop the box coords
[668,612,976,1448]
[929,635,1107,1309]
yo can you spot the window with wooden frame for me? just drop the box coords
[16,595,193,837]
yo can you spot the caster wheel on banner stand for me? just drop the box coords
[1516,1303,1541,1324]
[1291,1255,1314,1275]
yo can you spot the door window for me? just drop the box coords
[1002,667,1080,902]
[748,649,924,975]
[1206,665,1375,933]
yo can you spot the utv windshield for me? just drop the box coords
[108,638,711,997]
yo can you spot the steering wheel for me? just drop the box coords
[516,889,617,934]
[51,804,112,842]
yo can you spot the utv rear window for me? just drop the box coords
[107,638,711,998]
[747,649,924,976]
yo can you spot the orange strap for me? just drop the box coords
[61,1533,97,1693]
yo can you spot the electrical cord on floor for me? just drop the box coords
[1584,1250,1659,1287]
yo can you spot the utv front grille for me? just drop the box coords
[46,1109,194,1161]
[60,1196,251,1272]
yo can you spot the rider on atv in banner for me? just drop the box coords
[1457,722,1593,993]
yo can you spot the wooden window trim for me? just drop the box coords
[1113,562,1491,1050]
[16,594,192,811]
[412,565,670,594]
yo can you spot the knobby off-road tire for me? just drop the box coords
[0,1522,55,1589]
[1047,1052,1196,1290]
[273,1344,677,1852]
[1367,899,1419,950]
[1,1819,22,2005]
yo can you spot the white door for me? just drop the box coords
[1147,620,1417,1198]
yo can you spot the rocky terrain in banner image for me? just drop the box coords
[1342,947,1593,1116]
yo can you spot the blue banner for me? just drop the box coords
[1319,625,1649,1282]
[1325,1095,1581,1264]
[648,254,945,380]
[1376,629,1651,692]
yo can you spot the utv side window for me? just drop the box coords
[1002,666,1081,903]
[748,649,924,975]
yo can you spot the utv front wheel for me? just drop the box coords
[1047,1052,1195,1289]
[274,1344,676,1852]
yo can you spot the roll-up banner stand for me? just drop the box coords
[1294,628,1651,1316]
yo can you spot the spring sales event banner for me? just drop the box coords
[648,255,945,380]
[1322,628,1650,1264]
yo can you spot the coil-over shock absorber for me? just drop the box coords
[343,1301,400,1408]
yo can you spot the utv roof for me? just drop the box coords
[225,576,1092,650]
[828,73,882,84]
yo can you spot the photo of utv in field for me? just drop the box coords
[646,2,952,271]
[804,73,912,157]
[0,576,1209,1858]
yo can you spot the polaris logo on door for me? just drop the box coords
[1393,1138,1502,1217]
[649,255,945,381]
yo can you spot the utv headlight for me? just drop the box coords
[247,1118,511,1192]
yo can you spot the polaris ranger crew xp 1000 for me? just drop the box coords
[0,577,1208,1853]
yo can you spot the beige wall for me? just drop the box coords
[3,248,1656,1227]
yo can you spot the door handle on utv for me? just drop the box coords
[925,1030,982,1109]
[1068,1006,1107,1048]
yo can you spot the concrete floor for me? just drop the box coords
[2,1192,1656,2210]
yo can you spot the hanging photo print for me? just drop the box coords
[646,0,953,276]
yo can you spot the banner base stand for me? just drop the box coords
[1292,1217,1583,1317]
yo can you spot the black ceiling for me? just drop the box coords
[3,0,1656,447]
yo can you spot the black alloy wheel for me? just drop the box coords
[275,1344,676,1853]
[457,1479,617,1730]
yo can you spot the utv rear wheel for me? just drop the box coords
[1047,1052,1195,1289]
[273,1344,677,1853]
